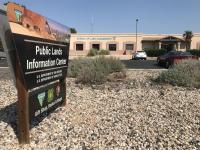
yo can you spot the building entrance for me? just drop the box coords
[162,43,176,52]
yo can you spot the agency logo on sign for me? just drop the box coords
[56,84,61,97]
[48,88,54,103]
[37,92,46,107]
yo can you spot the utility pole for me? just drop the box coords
[136,18,139,52]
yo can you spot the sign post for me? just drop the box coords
[0,2,70,144]
[16,58,30,143]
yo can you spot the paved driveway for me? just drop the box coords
[0,59,165,70]
[121,60,164,69]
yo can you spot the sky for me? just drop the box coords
[0,0,200,34]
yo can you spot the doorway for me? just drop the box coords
[162,43,176,52]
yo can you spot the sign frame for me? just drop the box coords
[0,3,70,144]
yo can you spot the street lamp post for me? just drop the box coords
[136,19,139,53]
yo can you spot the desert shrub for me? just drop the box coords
[187,49,200,57]
[144,48,167,57]
[68,56,126,84]
[67,58,93,78]
[76,62,105,84]
[87,48,98,56]
[155,60,200,88]
[98,49,110,55]
[104,56,125,73]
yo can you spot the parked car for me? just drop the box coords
[157,51,198,68]
[0,51,6,61]
[0,57,6,60]
[132,51,147,60]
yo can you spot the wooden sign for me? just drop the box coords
[12,33,69,89]
[0,2,70,144]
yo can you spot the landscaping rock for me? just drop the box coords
[0,69,200,149]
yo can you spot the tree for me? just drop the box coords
[70,28,77,34]
[183,31,193,50]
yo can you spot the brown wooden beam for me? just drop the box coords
[16,57,30,144]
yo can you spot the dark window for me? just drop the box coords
[76,44,84,51]
[168,51,179,56]
[125,44,134,50]
[92,44,100,50]
[108,44,117,51]
[181,52,192,56]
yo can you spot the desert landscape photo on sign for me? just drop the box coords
[7,3,70,42]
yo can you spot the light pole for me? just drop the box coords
[136,18,139,53]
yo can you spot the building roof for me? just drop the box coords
[142,36,184,42]
[142,37,161,41]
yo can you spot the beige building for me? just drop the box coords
[70,33,200,56]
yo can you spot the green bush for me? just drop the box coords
[155,60,200,88]
[68,56,126,84]
[87,48,98,56]
[187,49,200,57]
[98,49,110,55]
[144,48,167,57]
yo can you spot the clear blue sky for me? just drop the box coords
[0,0,200,34]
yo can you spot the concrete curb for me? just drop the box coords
[128,69,167,71]
[0,67,168,71]
[0,67,9,69]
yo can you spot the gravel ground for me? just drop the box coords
[0,69,200,150]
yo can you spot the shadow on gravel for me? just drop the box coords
[0,101,60,141]
[121,60,164,69]
[0,102,18,138]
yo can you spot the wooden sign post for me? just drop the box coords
[16,58,30,144]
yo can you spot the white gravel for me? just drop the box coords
[0,68,200,150]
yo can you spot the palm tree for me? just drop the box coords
[183,31,193,50]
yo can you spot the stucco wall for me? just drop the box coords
[191,34,200,49]
[69,33,200,56]
[70,34,143,56]
[142,41,157,49]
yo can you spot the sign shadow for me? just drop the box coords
[0,101,63,141]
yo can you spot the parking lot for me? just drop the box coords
[121,59,164,69]
[0,59,164,69]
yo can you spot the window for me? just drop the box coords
[92,44,100,50]
[76,44,84,51]
[14,10,22,22]
[125,44,134,50]
[108,44,117,51]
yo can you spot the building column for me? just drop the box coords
[177,42,181,51]
[173,44,176,51]
[158,42,162,49]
